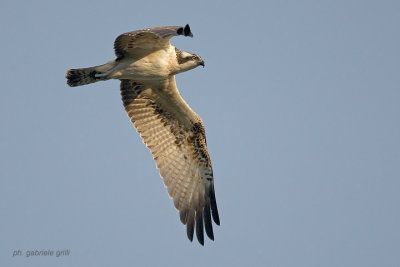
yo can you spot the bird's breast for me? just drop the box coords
[111,49,173,80]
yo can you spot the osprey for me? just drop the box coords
[66,24,219,245]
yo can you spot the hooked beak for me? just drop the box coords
[199,60,205,67]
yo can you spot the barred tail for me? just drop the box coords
[66,62,114,87]
[67,66,104,86]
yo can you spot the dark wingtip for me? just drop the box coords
[187,229,194,242]
[187,218,194,242]
[214,215,220,226]
[204,202,214,240]
[177,27,183,35]
[210,189,220,225]
[184,24,193,37]
[196,211,204,246]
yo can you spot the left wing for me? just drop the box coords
[120,76,219,245]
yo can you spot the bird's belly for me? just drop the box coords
[110,56,170,80]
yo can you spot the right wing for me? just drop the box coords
[114,24,193,59]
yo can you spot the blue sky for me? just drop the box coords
[1,0,399,266]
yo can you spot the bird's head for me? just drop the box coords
[174,48,205,73]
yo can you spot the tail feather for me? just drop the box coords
[66,67,100,87]
[66,61,115,87]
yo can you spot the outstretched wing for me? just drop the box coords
[114,24,193,60]
[120,76,219,245]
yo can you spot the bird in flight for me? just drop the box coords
[66,24,219,245]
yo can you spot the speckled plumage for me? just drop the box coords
[66,25,219,245]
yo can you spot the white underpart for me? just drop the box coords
[107,46,176,80]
